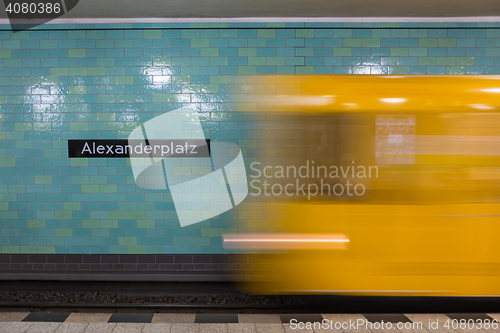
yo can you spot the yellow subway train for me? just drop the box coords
[225,75,500,296]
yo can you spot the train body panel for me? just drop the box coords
[231,75,500,296]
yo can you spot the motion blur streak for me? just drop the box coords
[223,234,349,250]
[233,75,500,297]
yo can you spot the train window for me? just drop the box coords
[251,111,500,205]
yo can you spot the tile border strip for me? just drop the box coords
[1,19,500,30]
[0,254,247,279]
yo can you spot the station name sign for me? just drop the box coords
[68,140,210,158]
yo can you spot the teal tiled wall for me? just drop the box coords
[1,22,500,254]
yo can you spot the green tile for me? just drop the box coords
[446,66,466,74]
[3,59,21,67]
[390,48,409,57]
[70,156,89,165]
[201,228,219,237]
[295,48,313,57]
[257,29,276,38]
[191,39,209,47]
[137,220,154,228]
[333,48,352,56]
[69,85,88,94]
[174,237,191,246]
[200,48,219,57]
[68,31,86,39]
[362,38,381,47]
[70,122,89,131]
[87,67,106,76]
[109,211,127,219]
[64,202,81,211]
[248,57,266,66]
[119,237,137,246]
[153,57,172,66]
[146,246,164,254]
[40,40,58,48]
[128,246,147,254]
[101,220,118,228]
[46,238,64,246]
[68,49,87,58]
[372,29,391,38]
[89,176,107,184]
[50,68,68,76]
[82,220,99,228]
[54,211,72,219]
[20,246,37,254]
[295,66,314,74]
[210,57,228,66]
[81,185,98,193]
[437,38,457,47]
[126,211,145,219]
[43,149,60,158]
[381,57,399,66]
[35,176,52,185]
[456,57,475,66]
[41,77,59,85]
[153,94,173,103]
[267,57,286,66]
[15,123,32,131]
[107,68,124,76]
[97,113,116,121]
[15,140,33,149]
[97,58,115,66]
[418,57,438,66]
[71,176,88,184]
[238,48,257,57]
[27,220,45,228]
[296,29,314,38]
[485,48,500,57]
[419,38,438,47]
[115,76,134,85]
[37,246,55,254]
[208,23,228,28]
[33,123,50,131]
[5,96,21,104]
[238,66,257,74]
[237,139,257,148]
[487,30,500,38]
[100,185,117,193]
[97,95,115,103]
[116,95,134,103]
[115,39,133,48]
[143,30,162,38]
[343,39,362,47]
[264,22,286,29]
[381,22,400,28]
[437,57,456,66]
[55,229,73,237]
[0,50,12,58]
[1,246,20,254]
[182,30,200,38]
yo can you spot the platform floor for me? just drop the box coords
[0,312,499,332]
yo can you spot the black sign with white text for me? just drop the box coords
[68,140,211,158]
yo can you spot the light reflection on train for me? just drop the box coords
[224,75,500,296]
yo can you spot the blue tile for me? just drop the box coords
[466,48,485,57]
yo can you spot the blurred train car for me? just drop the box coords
[225,75,500,296]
